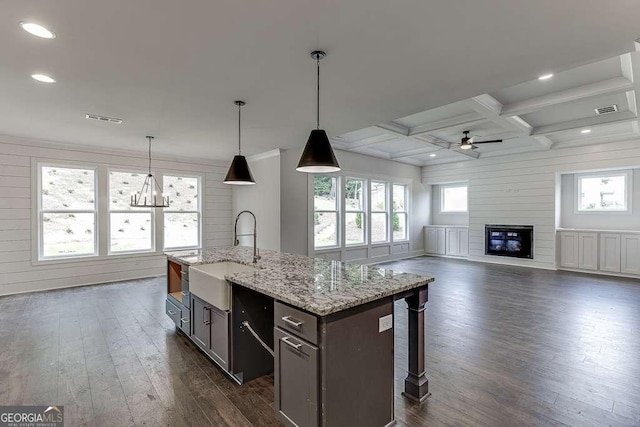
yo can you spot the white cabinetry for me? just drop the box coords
[558,229,640,278]
[621,234,640,275]
[425,226,468,258]
[578,232,598,271]
[600,234,621,273]
[559,232,579,269]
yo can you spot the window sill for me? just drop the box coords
[33,250,164,267]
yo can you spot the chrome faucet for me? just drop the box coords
[234,210,260,263]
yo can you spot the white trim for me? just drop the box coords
[162,173,204,251]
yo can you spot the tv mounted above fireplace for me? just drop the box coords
[485,225,533,259]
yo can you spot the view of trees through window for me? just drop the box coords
[40,166,96,258]
[314,175,338,248]
[109,171,153,253]
[164,175,200,249]
[313,175,410,249]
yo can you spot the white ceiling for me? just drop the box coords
[2,1,640,161]
[334,47,640,166]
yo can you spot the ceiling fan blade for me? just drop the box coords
[471,139,503,144]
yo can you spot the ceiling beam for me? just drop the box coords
[531,110,637,135]
[344,133,399,150]
[621,52,640,136]
[407,112,486,136]
[500,77,634,117]
[375,122,410,136]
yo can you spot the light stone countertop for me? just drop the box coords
[165,247,434,316]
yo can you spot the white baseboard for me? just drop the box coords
[557,267,640,280]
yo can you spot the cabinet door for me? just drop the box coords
[425,228,437,254]
[559,232,579,268]
[274,328,318,427]
[621,234,640,275]
[600,234,621,273]
[446,228,459,256]
[191,296,210,350]
[209,306,229,370]
[458,228,469,257]
[436,228,446,255]
[578,232,598,271]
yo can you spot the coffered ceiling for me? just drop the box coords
[332,48,640,166]
[2,1,640,160]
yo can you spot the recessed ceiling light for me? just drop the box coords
[429,153,437,157]
[20,22,56,39]
[538,73,554,81]
[581,129,592,134]
[31,74,56,83]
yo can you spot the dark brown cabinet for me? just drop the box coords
[274,327,318,427]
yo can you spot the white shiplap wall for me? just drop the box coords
[0,136,232,296]
[422,139,640,269]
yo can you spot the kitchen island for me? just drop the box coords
[165,247,434,426]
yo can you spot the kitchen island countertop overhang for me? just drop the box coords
[165,246,434,316]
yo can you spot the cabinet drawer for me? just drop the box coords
[275,302,318,345]
[166,298,181,326]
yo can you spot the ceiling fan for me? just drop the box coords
[456,130,502,150]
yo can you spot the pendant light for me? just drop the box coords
[224,101,256,185]
[296,50,341,173]
[130,136,170,208]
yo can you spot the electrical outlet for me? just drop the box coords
[379,314,393,332]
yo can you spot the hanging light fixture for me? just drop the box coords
[296,50,341,173]
[224,100,256,185]
[130,136,170,208]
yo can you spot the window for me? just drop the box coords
[39,165,97,259]
[313,175,339,248]
[163,175,201,249]
[345,178,366,245]
[370,181,388,243]
[393,184,408,241]
[109,171,154,253]
[576,171,631,212]
[441,183,468,213]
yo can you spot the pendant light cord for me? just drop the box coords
[316,55,320,130]
[147,136,153,175]
[238,103,242,155]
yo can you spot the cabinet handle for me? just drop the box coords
[181,317,190,323]
[181,291,189,296]
[203,306,212,325]
[282,316,303,328]
[281,336,302,350]
[168,310,178,315]
[181,270,187,275]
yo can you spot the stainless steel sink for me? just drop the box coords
[189,262,258,310]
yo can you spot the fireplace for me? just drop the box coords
[485,225,533,259]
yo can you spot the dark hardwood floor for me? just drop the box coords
[1,256,639,426]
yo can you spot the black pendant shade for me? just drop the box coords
[224,100,256,185]
[297,50,340,174]
[296,129,340,173]
[224,155,255,185]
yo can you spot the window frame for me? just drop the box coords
[392,183,409,242]
[36,162,99,261]
[107,168,156,255]
[574,170,632,214]
[344,177,367,247]
[162,173,203,251]
[313,175,341,250]
[370,180,389,244]
[440,182,468,213]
